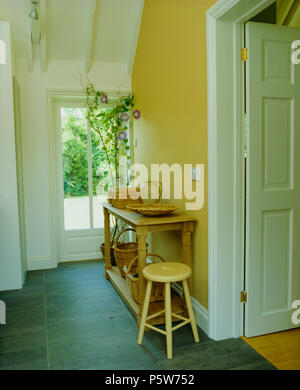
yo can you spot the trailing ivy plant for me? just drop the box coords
[86,83,137,192]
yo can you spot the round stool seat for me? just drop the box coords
[143,262,191,283]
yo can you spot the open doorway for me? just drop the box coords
[244,19,300,337]
[207,0,300,341]
[53,100,107,262]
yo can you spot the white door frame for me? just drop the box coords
[47,90,132,266]
[47,91,84,267]
[207,0,276,340]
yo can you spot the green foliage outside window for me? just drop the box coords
[62,108,109,197]
[62,86,140,198]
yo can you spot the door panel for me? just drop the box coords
[262,98,292,189]
[245,22,300,337]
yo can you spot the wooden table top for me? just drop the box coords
[103,203,197,226]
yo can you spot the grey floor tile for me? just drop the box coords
[45,261,103,279]
[48,330,158,370]
[0,329,47,353]
[44,277,111,295]
[45,269,104,284]
[0,347,48,370]
[93,355,159,371]
[0,285,45,314]
[230,360,277,370]
[45,286,121,306]
[153,338,269,370]
[46,298,125,322]
[25,270,45,286]
[0,309,46,337]
[47,311,136,345]
[0,261,277,370]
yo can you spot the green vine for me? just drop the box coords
[85,83,137,191]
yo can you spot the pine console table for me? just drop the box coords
[103,203,197,327]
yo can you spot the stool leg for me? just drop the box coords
[182,280,199,343]
[165,282,173,359]
[138,280,152,345]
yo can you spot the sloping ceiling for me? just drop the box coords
[1,0,299,74]
[0,0,144,73]
[277,0,300,26]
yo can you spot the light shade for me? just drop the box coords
[28,9,39,20]
[28,2,39,20]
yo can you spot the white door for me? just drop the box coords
[54,101,105,262]
[245,22,300,337]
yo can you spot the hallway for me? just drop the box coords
[0,261,275,370]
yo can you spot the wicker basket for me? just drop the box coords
[113,228,138,278]
[126,203,178,216]
[108,187,142,209]
[124,254,165,303]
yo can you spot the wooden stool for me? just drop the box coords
[137,262,199,359]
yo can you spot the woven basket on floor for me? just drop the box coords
[124,254,165,304]
[108,187,142,209]
[113,228,138,278]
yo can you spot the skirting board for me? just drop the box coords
[27,256,56,271]
[61,255,102,263]
[172,282,209,336]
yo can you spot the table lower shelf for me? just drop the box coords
[106,266,187,326]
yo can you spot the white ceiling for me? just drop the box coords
[2,0,298,74]
[0,0,144,72]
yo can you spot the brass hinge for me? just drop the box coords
[241,291,247,303]
[241,48,248,61]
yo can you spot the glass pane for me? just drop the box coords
[91,125,109,229]
[61,107,90,230]
[93,195,105,228]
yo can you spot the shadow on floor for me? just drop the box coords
[0,261,276,370]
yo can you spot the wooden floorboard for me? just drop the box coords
[242,328,300,370]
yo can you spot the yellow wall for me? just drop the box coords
[132,0,216,309]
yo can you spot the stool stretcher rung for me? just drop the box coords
[171,313,189,322]
[172,319,191,332]
[146,309,165,322]
[145,323,167,335]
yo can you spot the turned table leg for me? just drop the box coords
[136,226,148,327]
[104,207,111,279]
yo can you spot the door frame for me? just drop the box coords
[47,90,132,266]
[207,0,276,340]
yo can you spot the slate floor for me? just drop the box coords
[0,261,276,370]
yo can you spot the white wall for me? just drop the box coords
[0,22,23,290]
[16,58,131,270]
